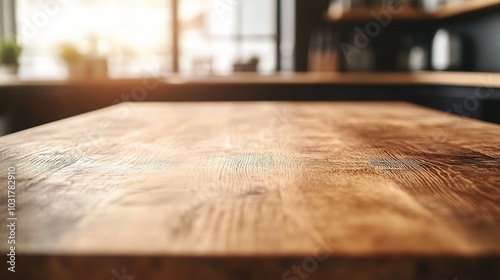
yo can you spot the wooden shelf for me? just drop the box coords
[165,72,500,88]
[327,0,500,22]
[1,72,500,89]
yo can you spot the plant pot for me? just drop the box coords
[88,57,108,79]
[66,61,87,80]
[233,61,259,72]
[0,64,19,76]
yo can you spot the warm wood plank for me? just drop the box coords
[0,102,499,279]
[327,7,433,22]
[327,0,500,22]
[166,72,500,88]
[434,0,500,18]
[2,72,500,88]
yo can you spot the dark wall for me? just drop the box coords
[294,0,330,71]
[444,10,500,72]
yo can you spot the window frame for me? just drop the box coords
[173,0,282,72]
[1,0,16,40]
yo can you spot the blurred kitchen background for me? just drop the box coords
[1,0,500,135]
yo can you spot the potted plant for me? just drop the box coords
[0,39,22,75]
[59,42,86,79]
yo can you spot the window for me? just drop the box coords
[179,0,277,74]
[10,0,285,79]
[16,0,172,79]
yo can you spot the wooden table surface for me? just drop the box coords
[0,102,499,280]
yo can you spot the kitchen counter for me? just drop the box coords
[0,101,499,279]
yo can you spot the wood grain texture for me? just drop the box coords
[0,102,499,279]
